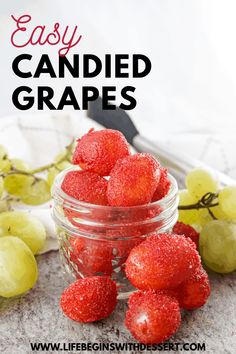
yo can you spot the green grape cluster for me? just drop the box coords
[0,142,73,208]
[0,141,74,297]
[178,167,236,274]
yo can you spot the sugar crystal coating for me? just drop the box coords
[173,221,200,249]
[72,129,130,176]
[60,276,117,322]
[128,290,144,308]
[148,265,210,310]
[107,153,161,206]
[176,265,211,310]
[125,290,181,344]
[152,167,171,201]
[61,170,108,205]
[125,233,201,290]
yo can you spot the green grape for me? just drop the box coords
[200,220,236,273]
[178,189,200,225]
[0,176,4,197]
[209,203,228,220]
[21,179,51,205]
[5,174,51,205]
[4,174,34,196]
[186,168,219,200]
[0,158,11,172]
[11,158,30,172]
[0,144,8,160]
[0,236,38,298]
[218,186,236,219]
[198,209,213,226]
[47,168,57,187]
[0,211,46,254]
[47,161,71,187]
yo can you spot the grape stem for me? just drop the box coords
[207,208,217,220]
[178,202,219,210]
[29,139,74,174]
[178,192,219,210]
[0,139,74,210]
[0,139,75,179]
[2,169,41,182]
[1,195,21,211]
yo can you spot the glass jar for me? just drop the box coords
[52,167,179,299]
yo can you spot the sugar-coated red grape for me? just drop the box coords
[72,129,130,176]
[152,167,171,201]
[60,276,117,322]
[61,170,108,205]
[128,290,144,308]
[107,237,144,260]
[176,265,211,310]
[125,290,181,344]
[173,221,200,249]
[125,233,201,290]
[107,153,161,206]
[69,237,113,276]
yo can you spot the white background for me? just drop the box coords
[0,0,236,176]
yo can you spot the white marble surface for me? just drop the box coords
[0,252,236,354]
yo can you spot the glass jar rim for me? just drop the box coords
[52,166,178,211]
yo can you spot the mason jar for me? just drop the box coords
[52,167,178,299]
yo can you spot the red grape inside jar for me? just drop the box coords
[52,167,178,299]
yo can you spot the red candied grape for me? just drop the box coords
[107,153,161,206]
[72,129,130,176]
[60,276,117,322]
[176,265,211,310]
[69,237,113,276]
[152,167,171,201]
[125,233,201,290]
[173,221,200,249]
[61,170,108,205]
[125,290,181,344]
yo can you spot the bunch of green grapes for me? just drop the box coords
[178,167,236,273]
[0,141,74,297]
[0,142,73,209]
[0,211,47,297]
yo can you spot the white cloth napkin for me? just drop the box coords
[0,112,103,253]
